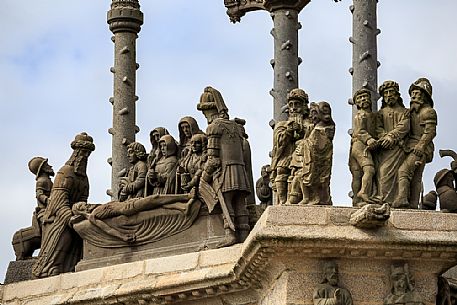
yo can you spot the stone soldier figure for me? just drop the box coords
[32,132,95,278]
[349,88,379,206]
[313,261,353,305]
[376,81,410,206]
[394,78,437,209]
[384,263,424,305]
[270,88,309,205]
[118,142,148,201]
[197,86,251,247]
[12,157,55,260]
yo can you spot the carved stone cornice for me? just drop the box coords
[224,0,311,22]
[107,0,143,33]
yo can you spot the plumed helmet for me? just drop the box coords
[197,86,229,114]
[379,80,399,96]
[71,132,95,151]
[434,169,452,187]
[409,77,433,107]
[287,88,309,104]
[353,88,372,101]
[28,157,48,177]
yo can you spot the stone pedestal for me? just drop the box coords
[2,206,457,305]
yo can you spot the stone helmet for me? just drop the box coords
[71,132,95,152]
[28,157,48,177]
[287,88,309,105]
[197,86,229,116]
[409,77,433,107]
[433,169,452,187]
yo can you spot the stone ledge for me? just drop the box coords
[3,206,457,305]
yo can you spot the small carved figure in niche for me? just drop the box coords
[433,169,457,212]
[197,86,251,247]
[394,78,437,209]
[376,81,410,206]
[349,89,380,207]
[313,261,353,305]
[118,142,148,201]
[12,157,55,260]
[384,263,424,305]
[301,101,335,205]
[256,165,273,208]
[271,88,309,205]
[32,132,95,278]
[177,133,208,192]
[178,116,204,158]
[147,134,179,195]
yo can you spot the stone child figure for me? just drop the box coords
[32,132,95,278]
[376,81,410,206]
[197,86,251,247]
[12,157,55,260]
[118,142,148,201]
[270,88,309,205]
[349,88,379,207]
[384,263,424,305]
[177,133,208,192]
[313,261,353,305]
[256,165,273,207]
[394,78,437,209]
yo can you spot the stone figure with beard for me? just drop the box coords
[313,261,353,305]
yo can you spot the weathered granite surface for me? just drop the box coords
[2,206,457,305]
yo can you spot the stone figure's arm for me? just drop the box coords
[202,124,222,182]
[35,179,51,206]
[126,163,147,193]
[414,108,437,155]
[388,110,410,142]
[356,112,375,146]
[313,289,337,305]
[42,170,73,221]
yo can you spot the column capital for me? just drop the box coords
[108,0,143,34]
[224,0,310,22]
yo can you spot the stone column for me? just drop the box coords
[349,0,380,120]
[107,0,143,199]
[224,0,311,123]
[270,9,300,122]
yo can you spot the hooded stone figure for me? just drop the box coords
[148,127,170,169]
[147,134,178,195]
[178,116,204,158]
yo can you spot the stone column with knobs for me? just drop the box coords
[107,0,143,199]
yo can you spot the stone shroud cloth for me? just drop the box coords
[73,200,201,248]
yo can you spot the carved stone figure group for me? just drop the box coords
[13,87,257,279]
[270,88,336,206]
[349,77,437,209]
[313,261,424,305]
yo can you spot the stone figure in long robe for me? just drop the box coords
[313,261,353,305]
[376,81,410,205]
[178,116,204,159]
[32,132,95,278]
[147,134,179,195]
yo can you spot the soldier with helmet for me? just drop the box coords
[394,78,437,208]
[270,88,310,205]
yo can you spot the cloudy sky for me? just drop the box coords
[1,1,456,280]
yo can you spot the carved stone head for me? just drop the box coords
[286,88,309,118]
[409,78,434,110]
[379,80,404,108]
[158,135,178,158]
[190,134,208,154]
[353,88,372,111]
[322,261,339,286]
[127,142,147,164]
[197,86,229,123]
